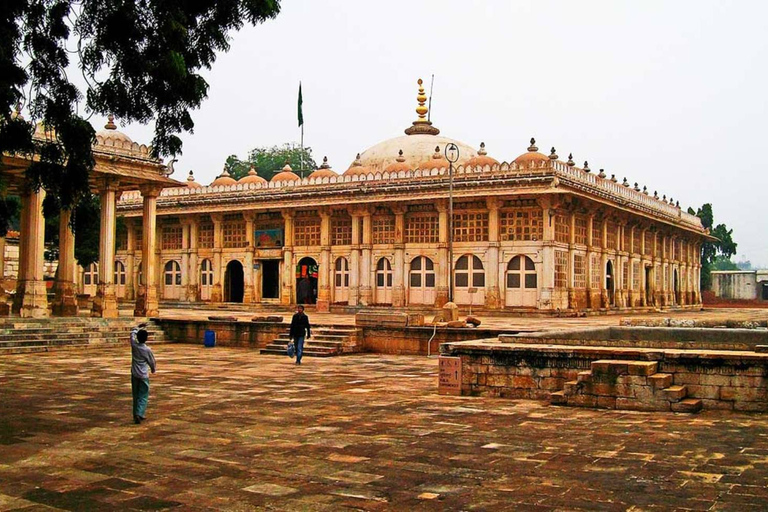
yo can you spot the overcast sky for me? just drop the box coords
[93,0,768,267]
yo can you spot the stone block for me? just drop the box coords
[648,373,673,390]
[700,398,733,411]
[720,386,768,403]
[670,398,702,413]
[729,375,767,388]
[569,394,598,408]
[577,371,592,382]
[550,390,567,405]
[510,375,536,389]
[563,380,581,395]
[734,401,768,412]
[684,384,721,401]
[540,377,565,390]
[662,385,688,402]
[699,374,732,387]
[673,372,701,385]
[355,311,408,327]
[265,315,284,322]
[447,320,467,328]
[442,302,460,322]
[465,315,481,327]
[597,396,617,409]
[407,314,425,327]
[627,361,659,376]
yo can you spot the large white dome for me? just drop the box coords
[357,134,476,173]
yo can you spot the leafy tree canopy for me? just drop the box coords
[693,203,738,290]
[225,143,317,180]
[0,0,281,235]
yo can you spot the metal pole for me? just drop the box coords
[300,124,304,178]
[448,159,454,303]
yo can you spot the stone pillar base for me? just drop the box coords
[134,285,159,317]
[435,286,449,308]
[51,281,79,316]
[13,280,49,318]
[392,286,405,307]
[348,289,359,307]
[211,284,222,302]
[315,299,330,313]
[567,288,577,310]
[485,287,501,309]
[93,284,119,318]
[359,286,372,306]
[244,284,254,303]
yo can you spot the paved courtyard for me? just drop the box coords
[2,345,768,511]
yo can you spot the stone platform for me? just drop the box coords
[2,345,768,510]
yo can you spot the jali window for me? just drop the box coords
[590,254,601,289]
[591,220,602,248]
[632,261,641,289]
[406,213,438,244]
[632,229,642,255]
[499,209,543,241]
[555,250,568,288]
[574,216,588,245]
[223,214,247,248]
[162,224,183,250]
[623,226,631,252]
[331,216,352,246]
[622,261,629,290]
[116,224,127,251]
[373,216,395,244]
[644,231,654,256]
[453,212,488,243]
[294,217,321,246]
[555,214,570,244]
[573,254,586,288]
[197,220,214,248]
[135,226,143,248]
[606,221,617,250]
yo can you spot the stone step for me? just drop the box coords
[577,371,592,382]
[550,390,567,405]
[671,398,702,413]
[591,360,659,377]
[648,373,673,390]
[259,347,340,357]
[563,380,580,395]
[662,385,688,402]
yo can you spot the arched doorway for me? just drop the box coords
[673,268,679,305]
[644,266,653,305]
[296,256,318,304]
[375,257,393,304]
[83,262,98,295]
[163,260,182,300]
[606,260,615,306]
[455,254,485,305]
[408,256,435,305]
[333,256,349,304]
[114,261,126,299]
[225,260,244,303]
[505,255,537,307]
[200,259,214,301]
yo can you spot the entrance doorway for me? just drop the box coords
[606,260,615,306]
[225,260,244,303]
[645,266,652,305]
[763,283,768,301]
[296,257,318,304]
[673,269,679,305]
[261,260,280,299]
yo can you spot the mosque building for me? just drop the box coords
[103,79,710,314]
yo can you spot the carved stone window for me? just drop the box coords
[555,214,570,244]
[574,216,588,246]
[198,219,214,248]
[500,209,543,241]
[453,212,488,243]
[331,215,352,246]
[406,212,438,244]
[294,217,321,246]
[373,216,395,245]
[573,254,586,288]
[162,225,183,250]
[555,250,568,288]
[223,213,247,248]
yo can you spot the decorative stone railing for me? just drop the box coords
[118,158,704,231]
[93,135,156,160]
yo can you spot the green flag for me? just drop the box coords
[297,82,303,127]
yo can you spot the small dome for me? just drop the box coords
[418,146,449,171]
[384,150,411,174]
[465,142,499,168]
[211,166,237,187]
[514,138,549,165]
[271,162,301,183]
[239,165,268,185]
[186,170,202,188]
[344,153,373,177]
[95,115,133,144]
[308,157,339,180]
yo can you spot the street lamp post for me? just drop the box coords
[445,143,459,303]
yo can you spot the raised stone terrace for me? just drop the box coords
[3,345,768,510]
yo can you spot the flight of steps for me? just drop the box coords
[550,359,703,413]
[260,326,360,357]
[0,317,169,355]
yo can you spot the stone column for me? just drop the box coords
[124,219,136,301]
[392,206,406,307]
[179,221,190,302]
[317,209,331,312]
[485,198,501,308]
[52,208,78,316]
[348,211,361,306]
[0,235,7,315]
[244,214,255,303]
[538,198,555,311]
[210,214,223,302]
[585,214,596,309]
[567,212,576,310]
[281,211,294,305]
[359,210,373,306]
[436,203,449,307]
[134,186,160,317]
[187,217,199,301]
[13,187,48,317]
[92,181,119,317]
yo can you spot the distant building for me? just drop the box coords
[711,270,768,301]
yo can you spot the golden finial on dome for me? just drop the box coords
[404,78,440,136]
[396,149,405,163]
[432,146,442,159]
[105,114,117,130]
[219,165,231,177]
[566,153,575,166]
[549,147,558,160]
[351,153,362,167]
[320,156,330,169]
[247,165,257,176]
[478,142,487,156]
[187,170,196,182]
[583,161,590,172]
[528,138,538,152]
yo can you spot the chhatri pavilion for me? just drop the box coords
[105,79,709,314]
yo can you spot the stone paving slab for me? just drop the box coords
[1,345,768,510]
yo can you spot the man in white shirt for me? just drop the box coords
[130,322,156,424]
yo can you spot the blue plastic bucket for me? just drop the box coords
[204,330,216,348]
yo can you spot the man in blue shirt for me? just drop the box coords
[130,322,156,424]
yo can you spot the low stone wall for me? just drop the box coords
[155,319,288,349]
[360,326,511,355]
[440,340,768,412]
[502,326,768,351]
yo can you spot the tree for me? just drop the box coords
[225,143,317,180]
[693,203,738,290]
[0,0,281,233]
